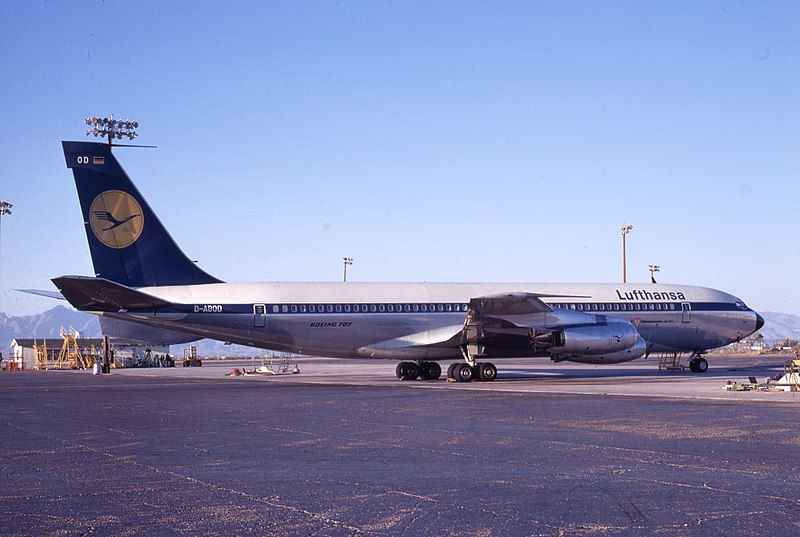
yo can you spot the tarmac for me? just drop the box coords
[1,354,799,536]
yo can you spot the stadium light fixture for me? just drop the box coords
[648,264,660,284]
[85,115,138,145]
[343,257,353,282]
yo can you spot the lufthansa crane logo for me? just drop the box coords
[89,191,144,249]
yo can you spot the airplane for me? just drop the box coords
[50,140,764,382]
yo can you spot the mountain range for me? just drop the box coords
[2,306,797,357]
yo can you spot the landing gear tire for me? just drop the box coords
[420,361,442,380]
[395,361,419,380]
[689,357,708,373]
[477,362,497,382]
[447,362,459,379]
[453,363,474,382]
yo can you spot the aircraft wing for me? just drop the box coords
[468,292,553,317]
[52,275,174,311]
[358,292,584,358]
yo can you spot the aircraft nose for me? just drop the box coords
[755,312,765,332]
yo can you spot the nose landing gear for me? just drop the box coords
[688,354,709,373]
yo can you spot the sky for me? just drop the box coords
[0,1,799,317]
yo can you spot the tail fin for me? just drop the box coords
[62,141,222,287]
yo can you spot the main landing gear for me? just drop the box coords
[446,361,497,382]
[396,361,442,381]
[394,360,498,382]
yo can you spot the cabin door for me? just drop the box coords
[253,304,267,327]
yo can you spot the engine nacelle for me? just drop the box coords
[549,321,644,361]
[553,334,647,364]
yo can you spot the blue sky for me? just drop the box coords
[0,1,798,316]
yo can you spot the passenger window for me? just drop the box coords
[272,305,280,313]
[344,304,351,312]
[379,304,386,312]
[413,304,419,312]
[291,305,297,313]
[445,304,452,312]
[370,304,377,312]
[335,305,342,313]
[327,305,334,313]
[281,305,289,313]
[300,305,307,313]
[309,305,316,313]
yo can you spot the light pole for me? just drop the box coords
[648,264,660,284]
[343,257,353,282]
[0,199,12,306]
[620,224,633,283]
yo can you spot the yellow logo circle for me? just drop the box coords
[89,191,144,249]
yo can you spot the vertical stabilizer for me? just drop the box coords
[62,141,222,287]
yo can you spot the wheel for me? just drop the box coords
[447,362,459,379]
[454,363,473,382]
[398,361,419,381]
[478,362,497,382]
[421,361,442,380]
[693,357,708,373]
[396,362,405,379]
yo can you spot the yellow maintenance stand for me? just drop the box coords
[56,328,86,369]
[34,340,48,370]
[781,359,800,393]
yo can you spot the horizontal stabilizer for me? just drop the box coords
[16,288,66,300]
[52,275,173,311]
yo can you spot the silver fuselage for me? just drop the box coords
[95,281,760,363]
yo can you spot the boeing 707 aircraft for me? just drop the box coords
[52,140,764,382]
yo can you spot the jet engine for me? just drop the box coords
[548,321,647,364]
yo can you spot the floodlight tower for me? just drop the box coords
[648,264,660,284]
[0,198,12,306]
[620,224,633,283]
[343,257,353,282]
[85,115,139,146]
